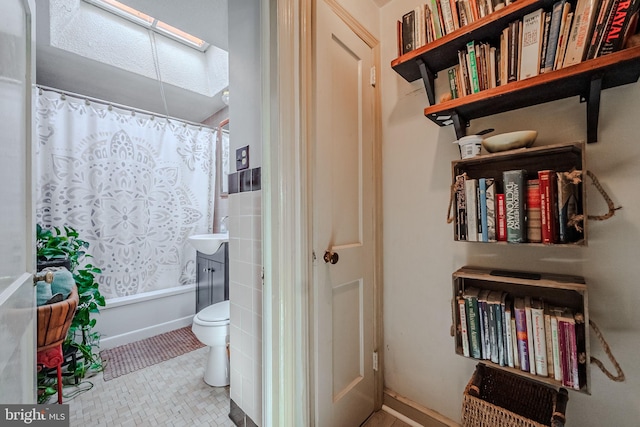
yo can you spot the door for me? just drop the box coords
[0,0,37,403]
[314,2,376,425]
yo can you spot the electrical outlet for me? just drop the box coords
[236,145,249,171]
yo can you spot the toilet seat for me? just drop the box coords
[194,300,230,327]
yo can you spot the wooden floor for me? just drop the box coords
[362,410,414,427]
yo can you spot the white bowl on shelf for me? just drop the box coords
[482,130,538,153]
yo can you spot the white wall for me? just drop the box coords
[228,1,263,424]
[380,1,640,425]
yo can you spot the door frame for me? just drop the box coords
[262,0,383,425]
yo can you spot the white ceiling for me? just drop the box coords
[35,0,228,123]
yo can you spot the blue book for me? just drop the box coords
[479,178,488,242]
[543,0,568,72]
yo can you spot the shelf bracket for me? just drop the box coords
[586,74,602,144]
[416,58,436,106]
[452,112,468,140]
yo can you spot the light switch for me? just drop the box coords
[236,145,249,171]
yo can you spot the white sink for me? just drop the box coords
[188,233,229,255]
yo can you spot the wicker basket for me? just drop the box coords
[461,364,569,427]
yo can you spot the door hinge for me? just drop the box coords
[373,351,379,371]
[370,66,376,87]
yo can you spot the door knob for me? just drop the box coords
[323,250,339,264]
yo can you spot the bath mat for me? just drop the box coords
[100,326,204,381]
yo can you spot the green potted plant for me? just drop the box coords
[36,224,106,380]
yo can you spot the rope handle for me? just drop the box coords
[589,318,625,382]
[567,170,622,232]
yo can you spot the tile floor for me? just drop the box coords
[62,345,407,427]
[65,347,234,426]
[362,410,413,427]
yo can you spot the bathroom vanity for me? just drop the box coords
[195,243,228,313]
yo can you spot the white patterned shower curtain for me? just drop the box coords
[35,89,216,299]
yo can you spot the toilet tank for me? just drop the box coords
[195,242,228,313]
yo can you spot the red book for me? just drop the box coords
[538,170,558,243]
[527,179,542,243]
[496,193,507,241]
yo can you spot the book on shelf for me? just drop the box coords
[563,0,602,66]
[489,46,498,88]
[538,170,558,244]
[486,178,497,242]
[450,0,461,31]
[503,294,515,368]
[586,0,619,59]
[550,311,563,381]
[511,316,520,369]
[554,5,575,69]
[479,178,488,242]
[557,171,584,243]
[574,312,588,389]
[527,179,542,243]
[557,308,579,389]
[544,308,555,378]
[530,298,549,377]
[448,67,459,100]
[429,0,444,40]
[540,11,553,73]
[441,0,457,34]
[463,287,483,359]
[402,10,415,54]
[520,8,545,79]
[414,5,426,50]
[514,297,530,372]
[487,291,501,364]
[467,41,482,93]
[458,50,471,96]
[496,193,507,241]
[598,0,640,55]
[508,20,521,82]
[478,289,492,360]
[544,0,569,72]
[524,296,537,375]
[503,169,527,243]
[455,173,468,240]
[457,297,471,357]
[465,178,479,242]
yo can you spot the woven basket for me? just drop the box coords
[37,285,78,352]
[461,364,568,427]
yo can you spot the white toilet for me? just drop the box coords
[192,300,230,386]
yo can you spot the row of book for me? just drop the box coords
[457,287,586,390]
[453,169,583,243]
[399,0,517,54]
[447,0,640,98]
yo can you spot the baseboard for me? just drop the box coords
[99,316,194,349]
[383,388,459,427]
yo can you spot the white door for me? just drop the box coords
[0,0,37,403]
[314,2,376,426]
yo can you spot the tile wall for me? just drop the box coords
[228,181,262,425]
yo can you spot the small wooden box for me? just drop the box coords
[451,141,587,246]
[452,266,590,394]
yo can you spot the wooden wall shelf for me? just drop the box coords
[390,0,640,144]
[452,266,591,394]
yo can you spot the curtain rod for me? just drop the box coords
[37,84,220,132]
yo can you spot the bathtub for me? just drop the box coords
[95,284,196,350]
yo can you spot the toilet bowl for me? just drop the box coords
[192,300,230,386]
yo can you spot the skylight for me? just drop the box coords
[84,0,210,51]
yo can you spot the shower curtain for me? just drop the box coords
[35,88,216,299]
